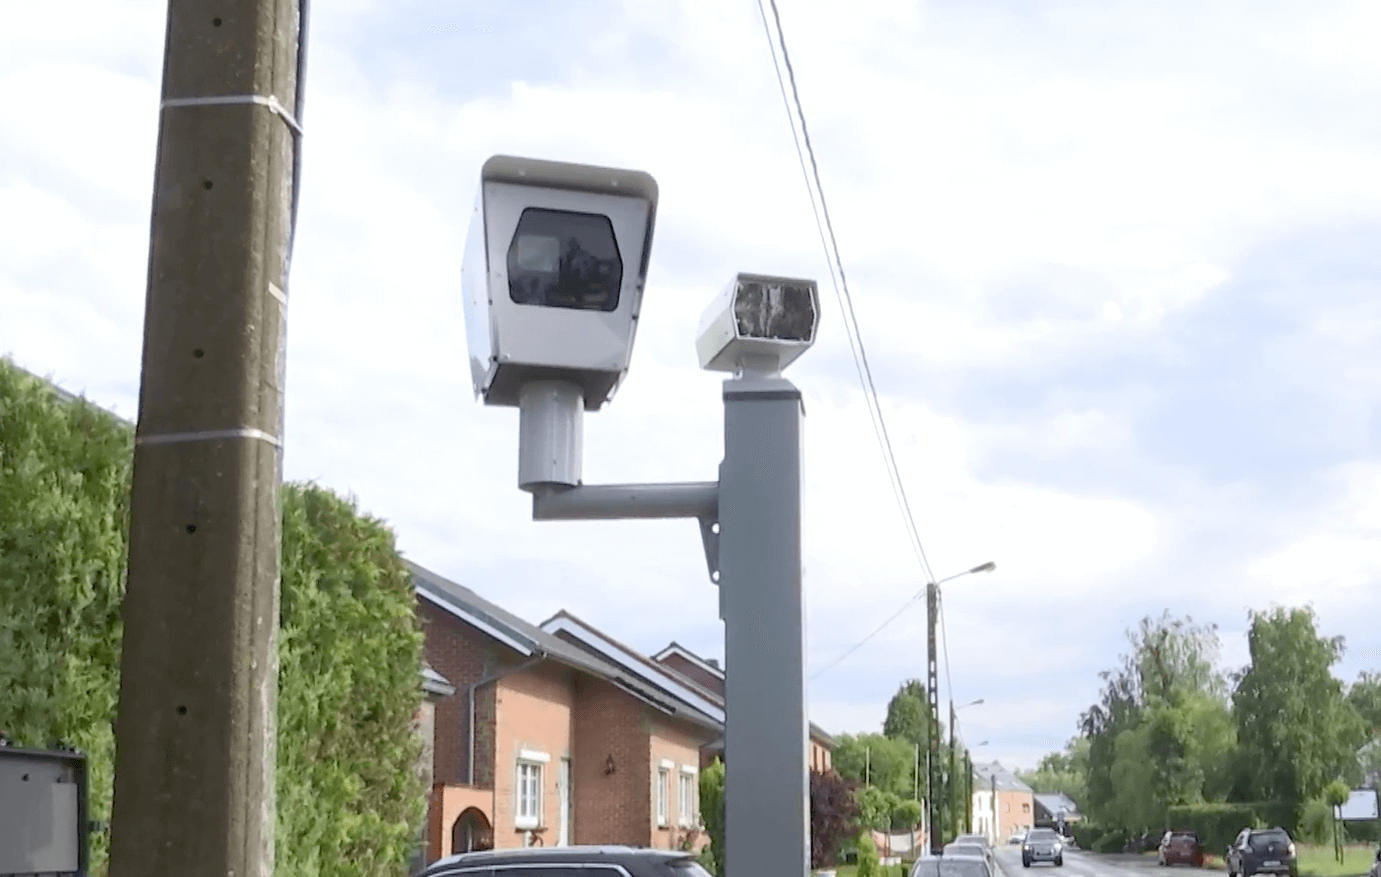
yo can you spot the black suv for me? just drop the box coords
[1226,828,1298,877]
[421,846,713,877]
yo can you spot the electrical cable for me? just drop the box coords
[756,0,938,590]
[287,0,310,271]
[808,586,925,680]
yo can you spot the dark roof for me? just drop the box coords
[409,562,721,732]
[973,760,1033,793]
[1034,793,1081,818]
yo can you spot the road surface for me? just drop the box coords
[993,846,1172,877]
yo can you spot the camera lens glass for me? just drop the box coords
[507,208,624,312]
[733,280,816,341]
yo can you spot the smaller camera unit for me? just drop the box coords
[696,273,821,374]
[462,155,659,411]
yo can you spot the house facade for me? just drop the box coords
[650,641,836,773]
[971,761,1035,843]
[413,562,721,867]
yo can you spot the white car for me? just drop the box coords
[1009,830,1027,845]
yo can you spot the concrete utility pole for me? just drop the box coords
[926,580,942,855]
[108,2,302,876]
[949,702,958,840]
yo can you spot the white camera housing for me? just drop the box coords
[462,155,659,411]
[696,273,821,374]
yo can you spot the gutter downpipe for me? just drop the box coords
[468,656,545,785]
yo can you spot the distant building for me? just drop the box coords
[971,761,1034,844]
[1033,792,1082,830]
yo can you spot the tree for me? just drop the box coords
[858,784,899,832]
[1347,672,1381,738]
[700,759,726,877]
[834,733,918,799]
[1020,737,1090,805]
[884,680,929,748]
[1232,607,1366,828]
[810,769,860,869]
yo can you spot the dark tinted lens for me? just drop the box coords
[733,281,815,340]
[507,208,623,312]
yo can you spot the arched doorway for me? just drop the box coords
[452,807,493,854]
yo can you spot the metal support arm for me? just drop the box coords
[532,483,721,581]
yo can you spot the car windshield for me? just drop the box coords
[1249,831,1291,849]
[1027,830,1058,840]
[946,844,986,857]
[911,859,990,877]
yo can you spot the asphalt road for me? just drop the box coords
[993,846,1170,877]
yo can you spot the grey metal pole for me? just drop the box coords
[108,2,301,875]
[927,581,942,855]
[949,702,957,845]
[719,373,808,877]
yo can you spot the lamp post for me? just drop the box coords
[927,562,995,855]
[949,699,983,840]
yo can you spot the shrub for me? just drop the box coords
[1300,798,1332,845]
[857,830,881,877]
[0,361,429,877]
[1093,829,1128,853]
[811,769,861,868]
[1073,823,1105,850]
[700,759,726,877]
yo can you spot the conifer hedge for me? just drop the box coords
[0,359,427,876]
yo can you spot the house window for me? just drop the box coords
[1022,803,1030,813]
[679,768,698,827]
[656,767,670,826]
[1003,803,1010,813]
[517,760,543,829]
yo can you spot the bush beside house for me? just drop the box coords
[0,360,427,876]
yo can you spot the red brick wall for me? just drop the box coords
[418,600,514,786]
[572,675,652,846]
[648,718,711,852]
[492,664,576,849]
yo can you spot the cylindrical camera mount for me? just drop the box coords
[518,381,584,492]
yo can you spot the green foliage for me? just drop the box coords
[1072,822,1104,849]
[856,830,881,877]
[1233,607,1366,827]
[1322,781,1350,809]
[700,758,727,877]
[1166,802,1259,854]
[0,360,430,877]
[696,845,716,875]
[276,483,426,877]
[1019,737,1090,804]
[857,785,898,832]
[834,733,917,799]
[1092,828,1129,853]
[893,798,923,829]
[1300,799,1333,845]
[0,361,133,872]
[883,681,929,748]
[1346,673,1381,738]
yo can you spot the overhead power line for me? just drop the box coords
[755,0,936,586]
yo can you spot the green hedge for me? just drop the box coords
[1092,829,1129,853]
[0,360,426,877]
[1073,823,1105,850]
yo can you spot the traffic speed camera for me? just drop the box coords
[696,273,821,374]
[462,155,659,412]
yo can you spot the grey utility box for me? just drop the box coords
[0,746,89,876]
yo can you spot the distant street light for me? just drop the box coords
[927,562,996,854]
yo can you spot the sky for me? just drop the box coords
[3,0,1380,773]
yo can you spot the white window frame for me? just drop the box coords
[656,766,671,827]
[678,766,698,827]
[516,757,545,830]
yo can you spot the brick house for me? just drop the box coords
[648,641,836,773]
[412,562,722,867]
[971,761,1034,843]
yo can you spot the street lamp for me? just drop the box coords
[950,699,984,838]
[462,156,823,877]
[926,562,995,855]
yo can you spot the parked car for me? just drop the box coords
[945,841,996,874]
[1226,827,1298,877]
[1023,827,1065,868]
[911,857,992,877]
[1159,830,1205,867]
[1010,830,1028,845]
[422,846,712,877]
